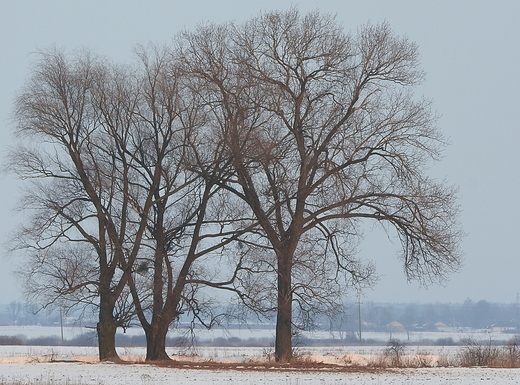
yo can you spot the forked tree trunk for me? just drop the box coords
[275,254,293,363]
[145,322,171,361]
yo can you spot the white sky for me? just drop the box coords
[1,0,519,305]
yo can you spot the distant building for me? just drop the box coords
[386,321,406,333]
[491,321,517,333]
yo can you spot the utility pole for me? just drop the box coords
[515,293,520,332]
[60,307,64,345]
[357,296,362,345]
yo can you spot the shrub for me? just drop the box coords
[436,337,455,346]
[458,337,499,366]
[0,335,24,345]
[384,338,407,367]
[436,351,459,367]
[502,336,520,367]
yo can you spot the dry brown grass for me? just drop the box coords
[150,357,386,373]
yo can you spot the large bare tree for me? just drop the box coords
[10,49,156,360]
[178,9,462,362]
[10,47,256,362]
[122,47,255,361]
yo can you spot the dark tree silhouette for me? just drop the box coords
[178,9,462,362]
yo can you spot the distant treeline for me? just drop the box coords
[1,299,518,331]
[343,299,520,331]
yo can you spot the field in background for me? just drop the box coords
[0,325,512,344]
[0,324,509,346]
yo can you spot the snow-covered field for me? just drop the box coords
[1,327,520,384]
[1,345,520,384]
[0,324,505,344]
[2,361,520,385]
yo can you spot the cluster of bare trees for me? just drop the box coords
[8,9,462,363]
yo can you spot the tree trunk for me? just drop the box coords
[97,306,119,361]
[97,285,120,361]
[144,200,172,362]
[275,253,293,363]
[145,322,171,361]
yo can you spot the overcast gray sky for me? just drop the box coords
[1,0,519,305]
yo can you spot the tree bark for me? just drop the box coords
[275,252,293,363]
[145,322,171,361]
[97,300,120,361]
[96,263,120,362]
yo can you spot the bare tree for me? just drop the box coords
[178,9,462,362]
[10,46,256,362]
[9,49,152,360]
[122,47,257,361]
[6,301,24,325]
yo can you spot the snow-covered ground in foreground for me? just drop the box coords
[1,346,520,384]
[2,362,520,385]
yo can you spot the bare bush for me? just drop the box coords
[502,336,520,367]
[0,335,24,345]
[436,349,459,367]
[458,337,500,367]
[436,337,456,346]
[385,338,407,367]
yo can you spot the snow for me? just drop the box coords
[1,346,520,384]
[1,361,520,384]
[0,325,505,344]
[1,327,519,384]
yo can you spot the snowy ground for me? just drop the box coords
[1,346,520,384]
[1,327,519,384]
[2,362,520,385]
